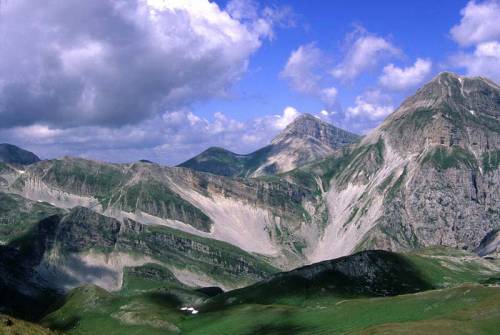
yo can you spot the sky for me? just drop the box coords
[0,0,499,165]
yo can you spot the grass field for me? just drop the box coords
[34,248,500,334]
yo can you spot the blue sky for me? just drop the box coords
[203,0,468,124]
[0,0,498,164]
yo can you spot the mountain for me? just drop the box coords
[302,72,500,261]
[0,73,498,281]
[178,113,360,177]
[1,77,500,333]
[0,156,329,272]
[0,143,40,165]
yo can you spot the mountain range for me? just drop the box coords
[0,72,499,334]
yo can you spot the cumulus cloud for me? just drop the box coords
[272,106,301,130]
[450,0,500,47]
[345,90,393,132]
[449,1,500,81]
[280,43,323,94]
[226,0,296,40]
[452,41,500,80]
[331,29,401,81]
[319,87,339,107]
[0,107,303,164]
[379,58,432,90]
[281,44,341,111]
[0,0,285,128]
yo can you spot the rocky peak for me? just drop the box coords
[379,72,500,155]
[396,72,500,118]
[272,113,359,147]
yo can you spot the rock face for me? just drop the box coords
[306,72,500,261]
[178,114,359,177]
[0,143,40,165]
[0,206,277,295]
[0,157,326,270]
[475,229,500,257]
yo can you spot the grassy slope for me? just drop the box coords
[0,315,59,335]
[42,264,209,335]
[178,146,273,178]
[0,192,62,243]
[182,286,500,335]
[38,248,500,335]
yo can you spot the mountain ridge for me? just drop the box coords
[0,143,40,165]
[178,113,360,177]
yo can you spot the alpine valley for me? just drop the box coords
[1,73,500,334]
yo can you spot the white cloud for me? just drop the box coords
[379,58,432,90]
[346,90,394,122]
[272,106,301,130]
[450,0,500,47]
[280,43,322,94]
[449,1,500,81]
[281,45,340,110]
[320,87,338,106]
[225,0,295,40]
[331,30,400,81]
[452,41,500,81]
[0,0,289,128]
[1,106,304,165]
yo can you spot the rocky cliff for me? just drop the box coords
[304,72,500,261]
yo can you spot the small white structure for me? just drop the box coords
[180,306,199,315]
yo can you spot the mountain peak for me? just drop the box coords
[179,113,359,177]
[379,73,500,155]
[272,113,359,146]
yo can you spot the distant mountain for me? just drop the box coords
[178,113,360,177]
[0,143,40,165]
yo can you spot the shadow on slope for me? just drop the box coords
[203,250,434,310]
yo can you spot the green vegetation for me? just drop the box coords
[35,248,500,335]
[312,137,385,189]
[391,108,435,134]
[0,314,58,335]
[183,285,500,335]
[422,146,477,170]
[482,150,500,172]
[115,180,212,232]
[178,145,273,178]
[385,167,407,203]
[0,192,62,243]
[42,265,213,335]
[39,159,124,203]
[129,223,278,286]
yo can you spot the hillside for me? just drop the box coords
[0,143,40,165]
[38,248,500,335]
